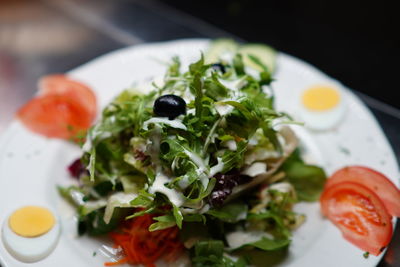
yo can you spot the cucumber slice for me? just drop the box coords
[238,44,277,73]
[205,39,238,64]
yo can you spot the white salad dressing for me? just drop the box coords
[248,134,259,146]
[196,172,210,189]
[142,117,187,131]
[181,204,210,215]
[244,148,280,165]
[184,150,208,172]
[244,66,260,79]
[103,192,137,224]
[149,172,184,207]
[70,190,86,206]
[82,126,112,152]
[218,77,247,91]
[178,175,191,190]
[82,138,92,153]
[243,162,267,177]
[236,209,248,221]
[186,108,196,115]
[183,149,210,188]
[82,199,107,215]
[269,182,295,194]
[223,140,237,151]
[261,85,273,97]
[219,51,234,62]
[215,103,234,117]
[209,157,225,177]
[145,124,185,207]
[171,156,179,171]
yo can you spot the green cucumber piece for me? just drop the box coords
[238,44,277,73]
[205,39,238,64]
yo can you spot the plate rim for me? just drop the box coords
[0,38,398,267]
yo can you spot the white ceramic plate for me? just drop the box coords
[0,39,398,267]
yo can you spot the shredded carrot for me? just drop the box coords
[104,214,183,267]
[104,258,128,266]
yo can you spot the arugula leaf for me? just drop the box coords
[149,214,176,231]
[125,207,155,220]
[78,208,129,236]
[188,54,206,120]
[189,53,205,74]
[125,191,157,220]
[173,204,183,228]
[193,73,203,119]
[246,237,290,251]
[248,184,301,240]
[225,229,290,252]
[167,56,181,77]
[88,147,96,181]
[207,201,248,223]
[130,191,154,206]
[192,240,247,267]
[57,185,84,206]
[261,123,282,154]
[247,54,273,85]
[204,72,229,100]
[221,141,247,173]
[183,214,207,223]
[183,178,216,204]
[280,150,327,201]
[93,181,122,196]
[233,54,245,76]
[223,101,252,119]
[120,175,146,193]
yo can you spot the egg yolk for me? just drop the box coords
[302,86,340,111]
[8,206,55,237]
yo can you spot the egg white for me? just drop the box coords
[298,88,346,131]
[2,215,60,263]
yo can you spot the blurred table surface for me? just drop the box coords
[0,0,399,266]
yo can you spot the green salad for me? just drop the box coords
[60,39,327,266]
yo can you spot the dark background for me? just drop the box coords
[161,0,400,109]
[0,1,399,267]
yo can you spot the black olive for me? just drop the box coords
[153,94,186,120]
[211,63,226,74]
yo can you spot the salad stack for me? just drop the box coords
[60,40,326,267]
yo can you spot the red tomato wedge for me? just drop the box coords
[17,95,92,139]
[38,74,97,121]
[326,166,400,217]
[320,181,393,255]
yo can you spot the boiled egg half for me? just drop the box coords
[2,205,60,262]
[299,85,345,130]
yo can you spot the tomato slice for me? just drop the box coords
[38,74,97,121]
[320,181,393,255]
[17,95,92,139]
[326,166,400,217]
